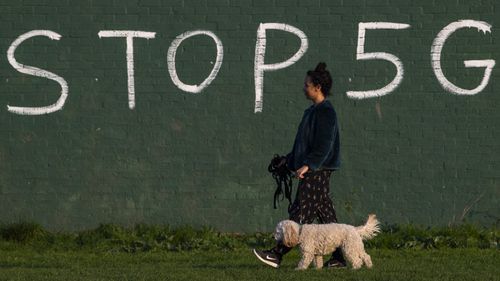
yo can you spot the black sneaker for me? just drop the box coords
[324,259,347,269]
[253,249,281,268]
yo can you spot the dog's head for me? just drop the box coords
[274,220,300,247]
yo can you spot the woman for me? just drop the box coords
[253,62,346,268]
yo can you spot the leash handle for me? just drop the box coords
[268,154,293,210]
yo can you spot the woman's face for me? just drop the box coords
[303,76,322,101]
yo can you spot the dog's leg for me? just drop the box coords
[348,256,363,269]
[362,253,373,268]
[313,255,323,269]
[296,252,314,270]
[342,244,363,270]
[342,234,368,270]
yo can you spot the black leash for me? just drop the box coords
[268,154,294,211]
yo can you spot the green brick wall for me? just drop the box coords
[0,0,498,232]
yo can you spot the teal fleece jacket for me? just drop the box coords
[286,99,340,171]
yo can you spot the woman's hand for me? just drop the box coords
[296,165,309,179]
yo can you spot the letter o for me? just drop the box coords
[167,30,224,93]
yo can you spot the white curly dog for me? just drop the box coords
[274,214,380,270]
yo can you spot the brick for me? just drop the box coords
[0,0,498,233]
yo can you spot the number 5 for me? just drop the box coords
[347,22,411,99]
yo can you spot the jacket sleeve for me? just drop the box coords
[303,107,337,171]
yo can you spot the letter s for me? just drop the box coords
[7,30,68,115]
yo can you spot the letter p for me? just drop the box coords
[254,23,308,113]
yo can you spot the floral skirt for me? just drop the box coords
[288,169,338,224]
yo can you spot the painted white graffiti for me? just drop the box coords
[98,30,156,109]
[254,23,308,113]
[7,30,68,115]
[167,30,224,94]
[2,20,496,115]
[431,20,496,95]
[347,22,411,99]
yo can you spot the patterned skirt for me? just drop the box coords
[288,169,338,224]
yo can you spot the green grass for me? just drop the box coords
[0,222,497,252]
[0,248,498,281]
[0,222,498,280]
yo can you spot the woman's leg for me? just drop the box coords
[315,170,346,266]
[270,171,322,258]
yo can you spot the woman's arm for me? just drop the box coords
[303,107,337,171]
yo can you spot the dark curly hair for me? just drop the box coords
[306,62,332,96]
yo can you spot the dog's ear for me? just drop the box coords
[283,222,299,247]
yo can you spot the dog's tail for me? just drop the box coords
[355,214,380,240]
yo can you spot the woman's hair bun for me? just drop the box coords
[315,62,327,72]
[307,61,333,96]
